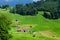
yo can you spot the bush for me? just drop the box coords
[0,13,12,40]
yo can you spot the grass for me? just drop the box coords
[11,32,55,40]
[0,9,60,40]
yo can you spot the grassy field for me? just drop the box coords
[0,9,60,40]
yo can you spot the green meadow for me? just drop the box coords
[0,9,60,40]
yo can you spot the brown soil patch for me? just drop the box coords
[39,30,60,40]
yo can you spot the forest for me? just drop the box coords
[0,0,60,19]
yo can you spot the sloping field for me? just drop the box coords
[0,9,60,40]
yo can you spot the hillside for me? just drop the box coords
[0,9,60,40]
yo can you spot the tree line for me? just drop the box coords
[0,0,60,19]
[10,0,60,19]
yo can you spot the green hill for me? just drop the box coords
[0,9,60,40]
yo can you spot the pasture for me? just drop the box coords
[0,9,60,40]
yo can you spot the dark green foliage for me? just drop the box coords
[43,11,51,19]
[43,11,59,19]
[1,5,9,9]
[10,0,60,19]
[10,8,16,13]
[10,4,38,16]
[0,13,12,40]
